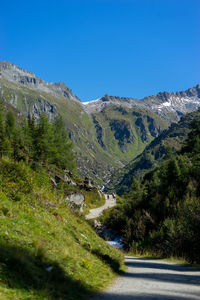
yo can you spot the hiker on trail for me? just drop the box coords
[107,194,109,200]
[112,193,116,199]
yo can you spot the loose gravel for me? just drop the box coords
[94,256,200,300]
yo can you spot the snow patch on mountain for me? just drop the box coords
[82,98,100,105]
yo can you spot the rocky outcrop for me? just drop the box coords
[109,119,133,150]
[92,115,105,148]
[142,84,200,123]
[65,192,85,211]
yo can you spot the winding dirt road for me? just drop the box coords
[94,256,200,300]
[85,194,116,220]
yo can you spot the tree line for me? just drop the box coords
[0,105,76,173]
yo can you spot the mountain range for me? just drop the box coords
[0,61,199,184]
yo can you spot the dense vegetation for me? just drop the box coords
[107,110,200,195]
[0,104,76,174]
[102,119,200,263]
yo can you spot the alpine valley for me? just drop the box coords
[0,61,200,185]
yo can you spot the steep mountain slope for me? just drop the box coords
[0,62,119,182]
[106,110,200,195]
[1,61,199,184]
[87,105,166,167]
[0,61,168,183]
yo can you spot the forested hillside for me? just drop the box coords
[102,118,200,263]
[106,110,200,195]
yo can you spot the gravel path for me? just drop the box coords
[85,194,116,220]
[94,256,200,300]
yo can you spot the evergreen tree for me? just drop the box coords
[52,116,76,172]
[0,106,6,157]
[6,110,16,139]
[34,113,54,165]
[23,116,36,163]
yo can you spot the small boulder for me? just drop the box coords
[65,192,85,211]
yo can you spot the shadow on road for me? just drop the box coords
[125,257,200,272]
[93,258,200,300]
[123,259,200,286]
[94,292,200,300]
[121,271,200,285]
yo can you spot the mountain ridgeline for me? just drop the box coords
[1,61,200,184]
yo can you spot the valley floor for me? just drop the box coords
[93,257,200,300]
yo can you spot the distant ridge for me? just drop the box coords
[83,84,200,123]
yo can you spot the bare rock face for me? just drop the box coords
[65,192,85,211]
[141,84,200,123]
[83,85,200,124]
[0,61,81,102]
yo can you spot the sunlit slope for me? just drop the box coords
[0,158,124,300]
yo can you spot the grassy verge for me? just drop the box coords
[0,159,124,299]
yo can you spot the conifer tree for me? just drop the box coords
[5,110,16,157]
[34,113,54,165]
[0,105,6,157]
[52,116,76,172]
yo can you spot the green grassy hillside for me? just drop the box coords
[0,158,124,300]
[91,105,167,165]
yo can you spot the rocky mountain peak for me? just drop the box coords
[101,94,111,102]
[141,84,200,123]
[83,84,200,123]
[0,61,81,103]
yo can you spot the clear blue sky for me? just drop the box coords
[1,0,199,101]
